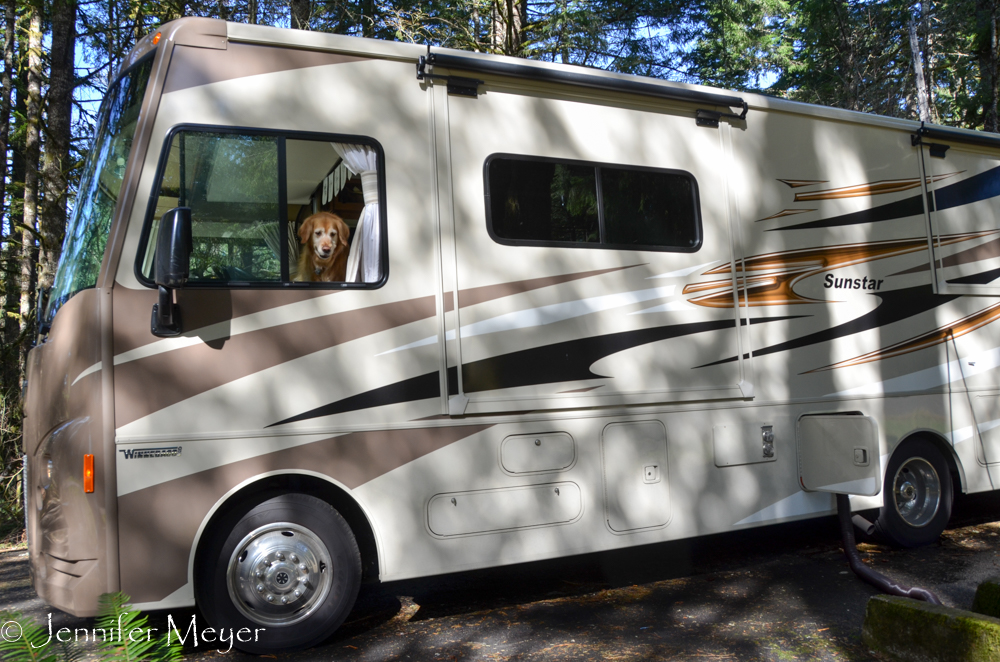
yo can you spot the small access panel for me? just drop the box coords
[796,414,880,496]
[601,420,671,532]
[713,422,778,467]
[500,432,576,474]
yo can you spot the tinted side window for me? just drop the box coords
[601,167,698,249]
[486,155,700,252]
[489,159,598,243]
[138,129,385,286]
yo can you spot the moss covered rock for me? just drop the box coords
[862,594,1000,662]
[973,577,1000,619]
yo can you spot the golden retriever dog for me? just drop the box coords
[295,212,350,282]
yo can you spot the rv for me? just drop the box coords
[22,16,1000,651]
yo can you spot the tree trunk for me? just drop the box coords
[921,0,937,123]
[492,0,524,56]
[39,0,77,292]
[0,0,15,391]
[290,0,309,30]
[909,19,931,122]
[7,25,25,380]
[978,0,999,131]
[19,3,42,365]
[362,0,374,37]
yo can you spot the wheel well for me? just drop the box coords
[894,431,965,494]
[195,474,380,583]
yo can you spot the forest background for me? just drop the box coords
[0,0,998,539]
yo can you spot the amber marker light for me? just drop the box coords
[83,454,94,493]
[152,32,161,45]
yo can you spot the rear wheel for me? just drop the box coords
[874,438,953,548]
[196,493,361,653]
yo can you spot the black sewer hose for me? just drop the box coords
[836,493,942,605]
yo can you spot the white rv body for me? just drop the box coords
[22,17,1000,648]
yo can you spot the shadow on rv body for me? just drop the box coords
[112,38,997,625]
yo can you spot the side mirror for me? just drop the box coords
[154,207,192,287]
[151,207,192,337]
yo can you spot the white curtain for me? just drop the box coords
[332,143,380,283]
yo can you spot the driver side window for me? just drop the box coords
[138,128,385,287]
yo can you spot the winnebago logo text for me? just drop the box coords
[119,447,182,459]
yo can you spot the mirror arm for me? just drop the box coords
[151,285,182,337]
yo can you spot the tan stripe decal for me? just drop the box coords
[892,236,1000,276]
[792,173,961,202]
[805,301,1000,372]
[114,267,636,427]
[457,265,640,308]
[115,296,438,427]
[113,286,337,355]
[778,179,827,188]
[757,209,816,222]
[163,43,364,94]
[117,424,492,603]
[558,385,604,393]
[682,233,993,309]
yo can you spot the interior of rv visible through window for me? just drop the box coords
[137,129,384,287]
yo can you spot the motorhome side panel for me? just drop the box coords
[728,108,1000,493]
[22,291,108,614]
[110,44,444,606]
[20,15,986,619]
[442,78,751,414]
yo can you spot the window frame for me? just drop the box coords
[134,123,389,290]
[483,152,703,253]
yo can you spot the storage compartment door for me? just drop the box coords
[602,421,671,532]
[796,414,880,496]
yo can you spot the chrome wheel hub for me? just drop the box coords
[227,523,332,626]
[892,457,941,528]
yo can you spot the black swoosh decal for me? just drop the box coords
[698,285,958,367]
[768,193,929,231]
[270,316,802,427]
[773,166,1000,231]
[459,317,799,391]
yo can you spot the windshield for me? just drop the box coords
[46,57,153,321]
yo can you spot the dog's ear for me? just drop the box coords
[297,216,314,245]
[338,219,350,250]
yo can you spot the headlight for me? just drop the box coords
[42,456,52,491]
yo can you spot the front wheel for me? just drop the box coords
[874,438,953,548]
[196,493,361,653]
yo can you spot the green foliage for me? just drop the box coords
[0,388,23,545]
[0,595,179,662]
[671,0,792,91]
[0,611,80,662]
[93,593,181,662]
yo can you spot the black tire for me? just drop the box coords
[195,493,361,653]
[874,438,953,548]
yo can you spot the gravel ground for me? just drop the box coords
[3,491,1000,661]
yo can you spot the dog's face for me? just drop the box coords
[299,213,348,263]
